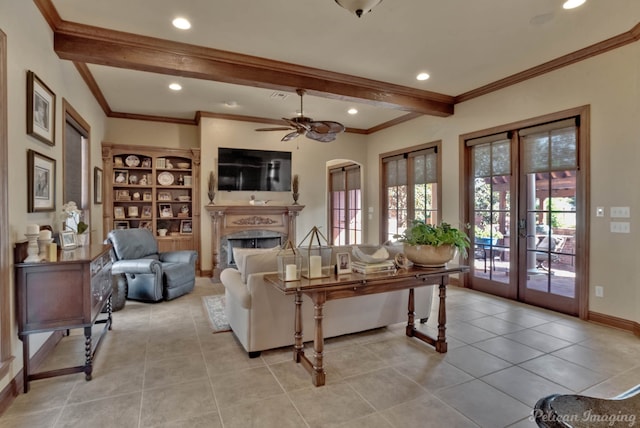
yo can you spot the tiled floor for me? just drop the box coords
[2,278,640,427]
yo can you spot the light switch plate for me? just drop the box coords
[610,206,630,218]
[596,207,604,217]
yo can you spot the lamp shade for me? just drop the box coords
[334,0,382,17]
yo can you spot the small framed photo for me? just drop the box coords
[60,230,77,250]
[180,220,193,234]
[94,167,103,204]
[113,157,123,167]
[141,205,152,218]
[27,149,56,212]
[143,191,152,201]
[114,170,128,184]
[114,221,129,230]
[337,252,352,274]
[142,157,152,168]
[139,221,153,231]
[26,71,56,146]
[116,189,130,201]
[157,191,171,201]
[114,206,125,219]
[128,206,139,218]
[159,203,173,218]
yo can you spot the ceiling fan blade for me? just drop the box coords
[306,130,337,142]
[309,121,345,134]
[281,131,301,142]
[283,117,310,131]
[255,127,294,131]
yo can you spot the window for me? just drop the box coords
[62,100,90,233]
[329,163,362,245]
[381,142,441,242]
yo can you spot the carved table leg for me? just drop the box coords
[294,291,303,363]
[435,279,448,353]
[406,288,416,337]
[21,334,30,393]
[312,293,326,387]
[84,326,93,380]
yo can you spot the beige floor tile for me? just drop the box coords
[481,366,572,407]
[0,408,61,428]
[335,412,394,427]
[552,344,640,376]
[362,336,438,365]
[436,379,532,427]
[219,394,305,428]
[148,411,222,428]
[289,381,376,427]
[393,355,474,392]
[140,380,217,427]
[580,366,640,398]
[67,362,144,404]
[322,344,388,379]
[519,354,609,392]
[381,394,479,428]
[56,391,142,428]
[472,336,544,364]
[444,345,512,378]
[445,322,498,344]
[211,366,284,410]
[2,376,78,417]
[202,344,265,378]
[492,310,550,328]
[143,353,208,390]
[532,321,590,343]
[466,316,526,335]
[503,328,573,353]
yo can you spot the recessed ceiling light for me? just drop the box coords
[168,83,182,91]
[172,17,191,30]
[416,72,430,81]
[224,101,238,108]
[348,108,358,115]
[563,0,586,9]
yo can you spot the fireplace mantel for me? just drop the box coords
[205,204,304,278]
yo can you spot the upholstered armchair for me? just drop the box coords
[105,228,198,302]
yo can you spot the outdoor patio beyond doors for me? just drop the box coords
[463,108,588,317]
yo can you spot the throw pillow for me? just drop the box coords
[233,247,279,282]
[240,248,280,283]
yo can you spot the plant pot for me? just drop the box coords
[403,243,457,268]
[158,228,168,237]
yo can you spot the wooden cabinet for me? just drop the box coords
[102,143,201,271]
[14,245,113,392]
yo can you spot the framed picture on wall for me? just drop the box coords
[180,220,192,234]
[114,221,129,230]
[27,149,56,212]
[26,71,56,146]
[114,206,125,219]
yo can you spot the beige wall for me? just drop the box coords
[365,42,640,323]
[1,0,108,392]
[105,118,199,150]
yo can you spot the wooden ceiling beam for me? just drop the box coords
[52,22,454,117]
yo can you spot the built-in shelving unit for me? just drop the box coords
[102,143,201,270]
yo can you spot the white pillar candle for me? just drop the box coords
[26,224,39,235]
[285,264,297,281]
[39,230,52,240]
[309,255,322,278]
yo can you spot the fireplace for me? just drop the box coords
[205,204,304,279]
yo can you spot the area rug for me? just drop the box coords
[202,295,231,333]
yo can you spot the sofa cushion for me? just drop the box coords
[241,248,279,283]
[233,247,277,276]
[108,228,159,260]
[162,262,195,288]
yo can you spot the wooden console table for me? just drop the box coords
[265,265,468,387]
[14,244,113,392]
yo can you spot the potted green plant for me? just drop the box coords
[395,220,470,267]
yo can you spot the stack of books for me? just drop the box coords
[351,260,396,274]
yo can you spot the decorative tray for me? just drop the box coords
[157,171,174,186]
[125,155,140,167]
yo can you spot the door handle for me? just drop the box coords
[518,219,527,238]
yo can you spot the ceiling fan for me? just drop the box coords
[255,89,345,142]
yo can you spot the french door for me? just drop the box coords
[464,108,588,317]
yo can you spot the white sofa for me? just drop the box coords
[220,245,434,357]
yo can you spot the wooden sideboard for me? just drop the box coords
[14,244,113,392]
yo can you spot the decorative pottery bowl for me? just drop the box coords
[176,162,190,169]
[403,244,457,267]
[351,245,389,263]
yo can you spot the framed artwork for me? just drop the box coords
[157,191,171,201]
[27,149,56,212]
[143,192,152,201]
[26,71,56,146]
[141,157,152,168]
[159,203,173,218]
[59,230,77,250]
[180,220,193,234]
[139,221,153,231]
[141,205,152,218]
[114,221,129,229]
[114,169,128,184]
[128,206,139,218]
[336,252,351,274]
[94,167,103,204]
[116,189,130,201]
[114,206,125,219]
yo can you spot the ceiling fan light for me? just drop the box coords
[334,0,382,17]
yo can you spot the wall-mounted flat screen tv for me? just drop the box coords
[218,147,292,191]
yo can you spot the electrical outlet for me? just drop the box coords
[595,286,604,297]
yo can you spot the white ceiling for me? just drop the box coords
[50,0,640,130]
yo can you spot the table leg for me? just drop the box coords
[435,279,448,353]
[312,293,326,387]
[84,326,93,380]
[406,288,416,337]
[293,291,303,363]
[21,335,30,393]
